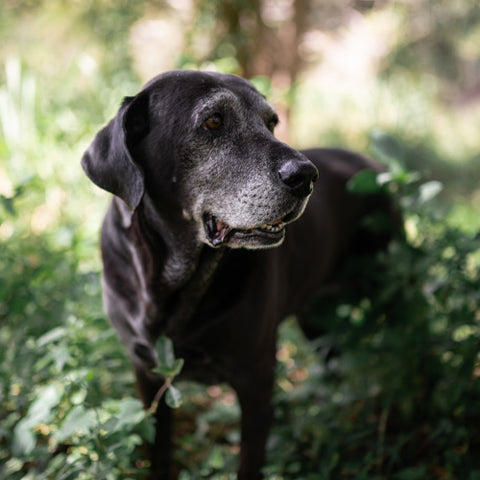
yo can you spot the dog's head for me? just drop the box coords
[82,70,318,249]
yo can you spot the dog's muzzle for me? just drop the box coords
[202,155,318,249]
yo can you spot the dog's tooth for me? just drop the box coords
[260,222,285,233]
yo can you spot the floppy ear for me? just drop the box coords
[81,93,149,211]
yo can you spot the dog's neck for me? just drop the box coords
[116,196,225,339]
[137,195,221,287]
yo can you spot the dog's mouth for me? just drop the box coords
[203,213,288,248]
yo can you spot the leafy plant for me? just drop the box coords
[258,134,480,480]
[1,14,479,477]
[152,336,185,410]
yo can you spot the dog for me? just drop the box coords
[82,70,399,479]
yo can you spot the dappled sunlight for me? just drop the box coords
[1,1,479,479]
[0,166,14,197]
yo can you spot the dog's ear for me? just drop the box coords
[81,93,150,211]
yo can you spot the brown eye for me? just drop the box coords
[202,114,223,130]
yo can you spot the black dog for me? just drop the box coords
[82,70,398,479]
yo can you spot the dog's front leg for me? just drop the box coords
[233,357,275,480]
[149,399,173,480]
[135,367,173,480]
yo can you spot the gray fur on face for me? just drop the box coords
[176,87,310,249]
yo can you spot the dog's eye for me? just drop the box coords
[267,114,279,133]
[202,114,223,131]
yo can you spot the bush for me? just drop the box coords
[263,145,480,480]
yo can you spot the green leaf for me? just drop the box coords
[120,433,143,454]
[55,405,96,442]
[28,384,63,424]
[153,336,184,377]
[207,445,225,470]
[36,326,66,347]
[165,385,183,409]
[155,336,175,369]
[171,358,184,375]
[152,364,173,376]
[12,418,36,456]
[418,180,443,204]
[113,397,145,432]
[13,383,63,453]
[5,458,24,475]
[393,169,421,185]
[347,170,382,194]
[153,358,184,377]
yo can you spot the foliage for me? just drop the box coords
[0,192,156,479]
[1,1,480,479]
[265,161,480,479]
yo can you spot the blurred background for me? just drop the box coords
[1,1,480,479]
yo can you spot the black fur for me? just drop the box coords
[82,70,399,479]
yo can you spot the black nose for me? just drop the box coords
[278,159,318,198]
